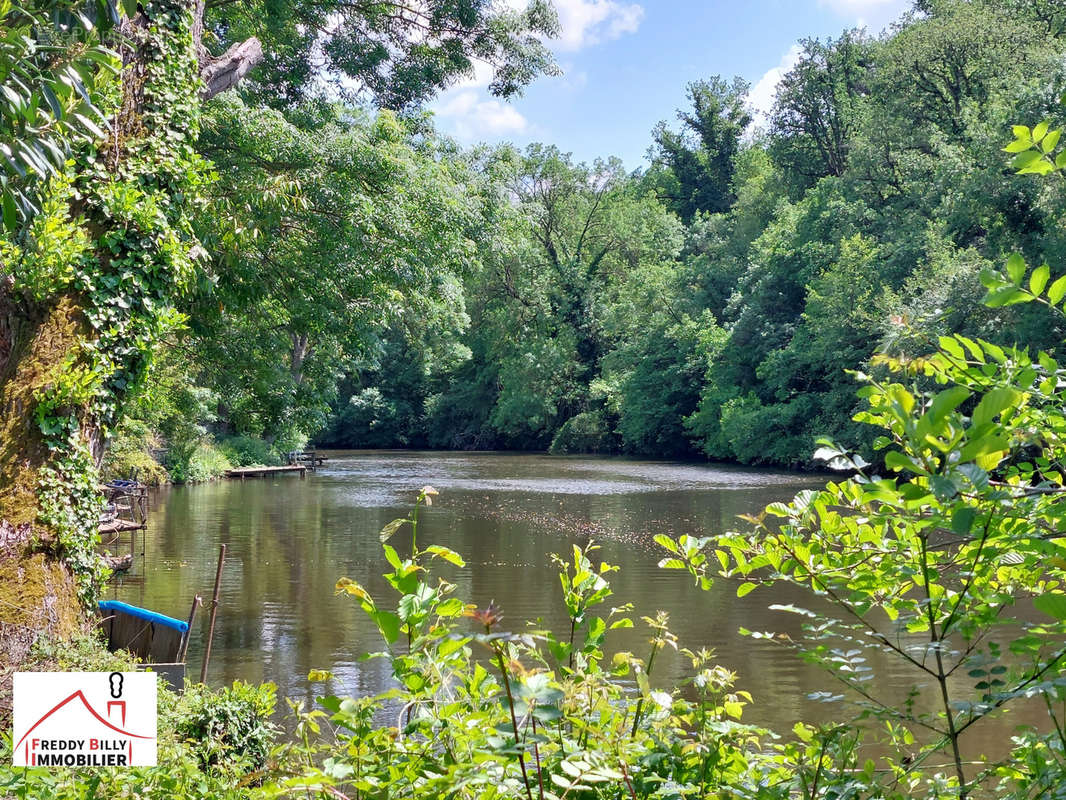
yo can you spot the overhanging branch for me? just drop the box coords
[193,0,263,100]
[199,37,263,100]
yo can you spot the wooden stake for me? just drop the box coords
[200,545,226,683]
[178,595,202,664]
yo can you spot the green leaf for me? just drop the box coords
[1034,594,1066,621]
[1043,129,1061,153]
[1012,125,1031,140]
[972,387,1020,427]
[1004,139,1032,153]
[653,533,678,553]
[1033,121,1050,143]
[951,507,976,535]
[930,475,957,502]
[1007,253,1027,284]
[425,545,465,567]
[1,190,15,231]
[382,544,402,569]
[885,451,925,475]
[435,597,465,616]
[371,610,402,643]
[1030,264,1050,296]
[984,287,1030,307]
[928,386,971,423]
[1048,275,1066,305]
[736,582,757,598]
[980,269,1007,290]
[1012,151,1043,172]
[938,336,965,359]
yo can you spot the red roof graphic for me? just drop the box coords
[15,690,153,750]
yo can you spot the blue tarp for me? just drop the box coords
[98,600,188,633]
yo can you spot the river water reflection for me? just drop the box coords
[110,450,1035,748]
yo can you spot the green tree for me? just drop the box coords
[769,31,871,191]
[646,76,752,221]
[204,0,559,108]
[0,0,555,662]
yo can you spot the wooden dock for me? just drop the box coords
[226,464,307,479]
[100,518,146,536]
[287,448,326,471]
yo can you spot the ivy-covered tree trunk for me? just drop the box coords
[0,0,257,679]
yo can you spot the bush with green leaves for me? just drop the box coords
[174,441,233,484]
[218,435,282,468]
[175,681,279,771]
[655,125,1066,795]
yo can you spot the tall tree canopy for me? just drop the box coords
[645,76,752,221]
[0,0,556,664]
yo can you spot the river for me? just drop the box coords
[107,450,1033,747]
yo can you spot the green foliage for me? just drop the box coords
[4,0,211,602]
[101,418,169,485]
[176,441,232,484]
[0,0,120,228]
[0,677,281,799]
[646,76,752,220]
[206,0,559,109]
[278,490,774,799]
[659,234,1066,794]
[175,681,279,770]
[218,435,280,468]
[190,97,478,444]
[548,409,618,454]
[769,30,871,190]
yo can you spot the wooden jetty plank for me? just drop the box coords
[100,518,146,535]
[225,464,307,478]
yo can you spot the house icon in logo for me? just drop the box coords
[12,673,157,767]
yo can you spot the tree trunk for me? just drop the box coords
[0,0,260,686]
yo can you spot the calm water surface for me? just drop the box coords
[108,450,1037,747]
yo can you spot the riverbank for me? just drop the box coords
[102,426,308,486]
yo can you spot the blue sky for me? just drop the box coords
[430,0,912,169]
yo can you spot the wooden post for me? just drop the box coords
[178,595,202,663]
[199,545,226,684]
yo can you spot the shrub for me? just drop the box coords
[173,681,279,770]
[173,441,232,483]
[217,435,280,467]
[101,419,169,486]
[548,409,619,454]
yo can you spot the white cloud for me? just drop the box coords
[747,44,803,129]
[551,0,644,51]
[435,91,529,139]
[430,1,642,144]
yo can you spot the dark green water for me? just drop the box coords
[107,450,1037,748]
